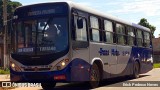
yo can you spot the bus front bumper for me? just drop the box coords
[10,66,71,83]
[10,58,91,83]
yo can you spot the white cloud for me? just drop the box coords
[107,0,160,16]
[76,2,92,7]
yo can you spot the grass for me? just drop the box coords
[0,68,10,74]
[153,63,160,68]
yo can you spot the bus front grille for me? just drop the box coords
[24,68,51,71]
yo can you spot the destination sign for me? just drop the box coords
[14,3,68,19]
[39,46,56,51]
[28,9,55,16]
[18,48,34,53]
[17,46,56,53]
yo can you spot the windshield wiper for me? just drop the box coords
[42,17,53,32]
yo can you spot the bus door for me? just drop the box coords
[71,13,90,81]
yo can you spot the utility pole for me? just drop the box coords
[3,0,8,69]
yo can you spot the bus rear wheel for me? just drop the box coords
[41,82,56,90]
[132,61,140,79]
[89,63,100,89]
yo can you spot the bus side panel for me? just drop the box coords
[116,46,153,76]
[116,45,132,77]
[108,46,153,77]
[71,49,90,81]
[89,42,117,79]
[132,47,153,74]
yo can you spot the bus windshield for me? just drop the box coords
[14,17,68,54]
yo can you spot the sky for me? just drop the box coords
[12,0,160,38]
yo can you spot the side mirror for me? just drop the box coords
[77,18,83,29]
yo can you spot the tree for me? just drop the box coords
[138,18,156,38]
[0,0,22,30]
[0,0,22,67]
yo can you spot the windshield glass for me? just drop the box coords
[14,17,68,54]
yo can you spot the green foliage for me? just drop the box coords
[153,63,160,68]
[0,0,22,51]
[0,68,10,74]
[0,0,22,28]
[138,18,156,38]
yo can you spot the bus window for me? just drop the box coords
[24,21,36,47]
[127,26,135,46]
[90,16,100,42]
[116,23,126,45]
[103,20,113,43]
[74,16,87,41]
[17,22,24,48]
[136,29,143,47]
[144,31,150,47]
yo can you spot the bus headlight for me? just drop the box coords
[52,59,69,71]
[61,61,66,66]
[11,63,15,68]
[10,62,21,72]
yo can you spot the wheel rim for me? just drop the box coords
[91,70,97,81]
[90,67,99,81]
[89,64,100,88]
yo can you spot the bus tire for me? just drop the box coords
[41,82,56,90]
[89,63,100,89]
[132,61,140,79]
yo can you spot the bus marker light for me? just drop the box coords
[54,75,66,80]
[80,66,84,69]
[65,59,69,62]
[57,66,61,70]
[79,64,84,69]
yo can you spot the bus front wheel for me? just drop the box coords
[41,82,56,90]
[89,63,100,89]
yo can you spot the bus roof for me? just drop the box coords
[15,1,150,32]
[67,2,150,32]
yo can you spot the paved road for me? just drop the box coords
[0,68,160,90]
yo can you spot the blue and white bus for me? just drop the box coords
[10,1,153,89]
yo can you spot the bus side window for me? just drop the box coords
[116,23,126,45]
[74,16,87,41]
[103,20,113,43]
[143,31,150,47]
[127,26,135,46]
[90,16,100,42]
[136,29,143,47]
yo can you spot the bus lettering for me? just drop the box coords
[99,48,109,56]
[39,47,56,51]
[18,48,34,53]
[28,9,55,16]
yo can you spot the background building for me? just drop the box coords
[152,35,160,63]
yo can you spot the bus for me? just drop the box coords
[10,1,153,89]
